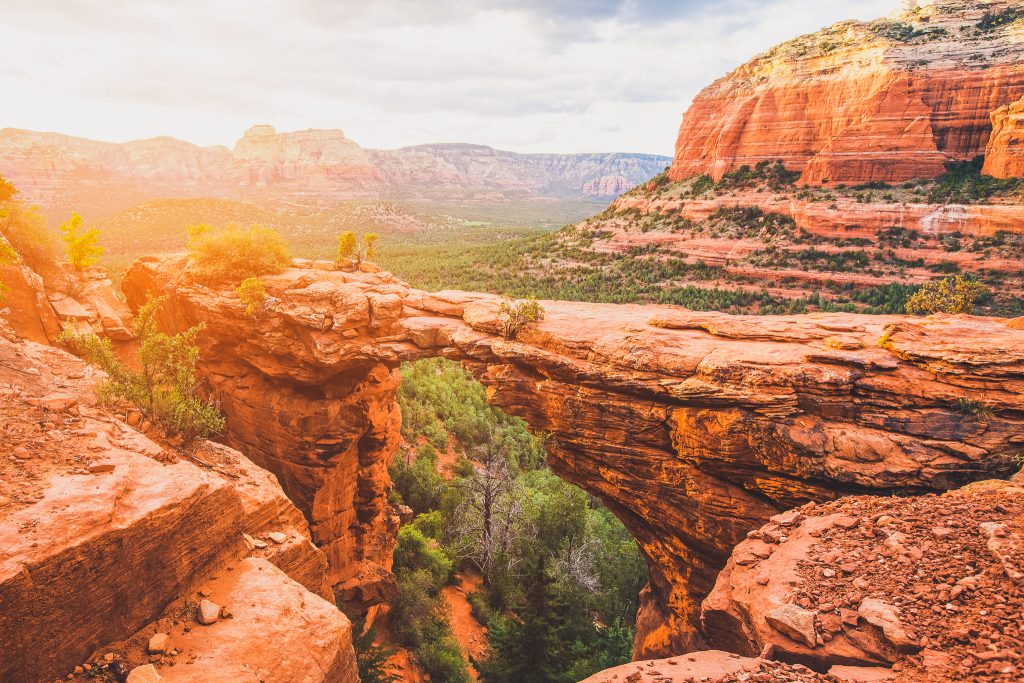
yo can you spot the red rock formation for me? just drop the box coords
[123,257,1024,658]
[668,1,1024,185]
[0,244,134,344]
[613,190,1024,240]
[983,95,1024,178]
[0,240,60,343]
[700,473,1024,680]
[0,330,356,683]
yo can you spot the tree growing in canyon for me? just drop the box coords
[187,224,291,283]
[448,427,523,583]
[906,274,991,315]
[58,294,224,441]
[59,212,103,271]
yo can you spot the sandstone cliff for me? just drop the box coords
[668,0,1024,185]
[983,94,1024,178]
[123,257,1024,659]
[0,327,357,683]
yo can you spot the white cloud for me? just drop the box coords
[0,0,895,154]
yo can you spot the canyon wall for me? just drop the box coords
[123,257,1024,658]
[668,0,1024,185]
[984,94,1024,178]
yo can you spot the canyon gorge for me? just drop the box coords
[119,257,1024,663]
[2,0,1024,681]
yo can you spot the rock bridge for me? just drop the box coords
[123,256,1024,658]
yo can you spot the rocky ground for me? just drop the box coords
[585,471,1024,683]
[702,475,1024,682]
[0,322,358,683]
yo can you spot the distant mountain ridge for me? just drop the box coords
[0,124,670,219]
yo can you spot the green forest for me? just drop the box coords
[361,358,647,683]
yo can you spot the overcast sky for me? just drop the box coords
[0,0,896,155]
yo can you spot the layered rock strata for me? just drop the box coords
[0,329,357,683]
[668,0,1024,185]
[983,95,1024,179]
[123,257,1024,657]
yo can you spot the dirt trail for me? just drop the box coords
[442,571,489,680]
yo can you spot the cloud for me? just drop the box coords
[0,0,895,154]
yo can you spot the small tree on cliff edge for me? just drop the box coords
[59,212,104,270]
[335,231,379,266]
[58,293,224,442]
[497,295,545,340]
[905,274,991,315]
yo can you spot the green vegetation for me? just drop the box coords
[336,231,357,261]
[58,294,224,441]
[350,620,400,683]
[0,176,61,281]
[389,358,646,682]
[953,397,995,419]
[0,176,15,203]
[336,230,379,265]
[0,239,16,301]
[497,296,545,339]
[905,274,991,315]
[871,21,947,42]
[187,224,291,283]
[60,212,103,270]
[927,157,1024,204]
[977,7,1023,32]
[236,277,267,317]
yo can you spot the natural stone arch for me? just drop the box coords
[124,256,1024,658]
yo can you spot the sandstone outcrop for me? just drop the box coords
[0,328,357,683]
[668,0,1024,185]
[983,95,1024,178]
[123,256,1024,658]
[0,237,134,344]
[700,473,1024,681]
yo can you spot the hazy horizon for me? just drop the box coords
[2,0,895,156]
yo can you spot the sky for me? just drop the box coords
[0,0,897,155]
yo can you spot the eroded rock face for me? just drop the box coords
[0,244,134,344]
[668,0,1024,185]
[123,257,1024,658]
[0,330,356,683]
[983,95,1024,179]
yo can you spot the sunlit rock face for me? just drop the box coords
[124,256,1024,658]
[983,94,1024,178]
[0,328,356,683]
[668,0,1024,185]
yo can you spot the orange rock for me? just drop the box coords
[0,334,354,683]
[123,256,1024,659]
[668,2,1024,185]
[983,95,1024,179]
